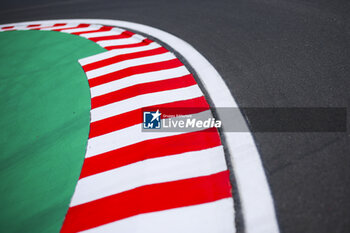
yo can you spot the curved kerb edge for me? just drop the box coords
[0,19,279,233]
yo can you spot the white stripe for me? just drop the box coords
[87,123,179,158]
[79,29,124,39]
[90,66,190,97]
[79,198,235,233]
[105,41,160,55]
[97,34,145,47]
[71,146,226,206]
[87,110,210,158]
[91,84,202,122]
[79,42,160,66]
[60,25,102,34]
[86,52,176,80]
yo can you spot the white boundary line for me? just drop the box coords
[0,19,279,233]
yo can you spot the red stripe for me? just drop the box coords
[52,23,90,31]
[53,23,67,27]
[91,74,196,109]
[60,170,231,233]
[88,58,183,87]
[71,26,113,35]
[104,38,153,50]
[88,30,134,42]
[81,127,220,179]
[27,24,41,28]
[1,26,14,29]
[89,96,208,138]
[83,47,167,72]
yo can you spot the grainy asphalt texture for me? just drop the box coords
[1,0,349,232]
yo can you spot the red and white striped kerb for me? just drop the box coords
[1,22,235,233]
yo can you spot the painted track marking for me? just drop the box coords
[1,21,236,233]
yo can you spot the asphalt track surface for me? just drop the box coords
[1,0,349,232]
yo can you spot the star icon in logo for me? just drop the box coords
[150,109,161,122]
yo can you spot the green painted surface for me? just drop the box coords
[0,30,106,233]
